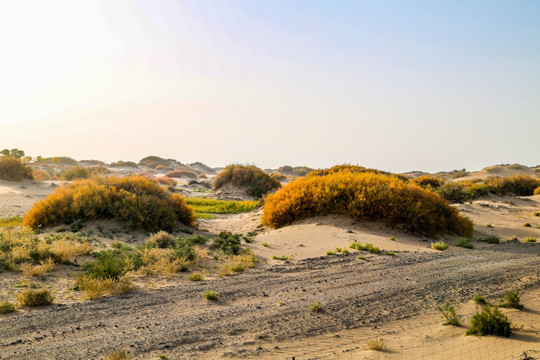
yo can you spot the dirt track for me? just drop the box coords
[1,243,539,360]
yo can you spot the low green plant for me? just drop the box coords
[500,291,524,310]
[0,300,17,314]
[384,250,395,256]
[185,198,259,218]
[486,224,494,228]
[15,288,54,307]
[532,212,540,217]
[311,302,322,312]
[437,303,463,326]
[431,241,448,251]
[456,237,474,249]
[261,242,270,248]
[326,250,336,256]
[389,236,396,241]
[466,305,512,337]
[524,237,537,243]
[483,236,500,244]
[189,272,204,281]
[472,295,488,305]
[213,231,242,255]
[357,255,366,260]
[203,290,219,300]
[523,223,532,227]
[272,255,294,261]
[0,216,23,227]
[350,242,381,254]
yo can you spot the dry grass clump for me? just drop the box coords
[202,290,219,300]
[61,166,90,181]
[50,240,93,263]
[214,164,281,198]
[16,288,54,307]
[0,156,33,181]
[218,249,258,277]
[431,241,449,251]
[77,277,133,300]
[437,303,463,326]
[103,350,132,360]
[366,339,386,351]
[23,175,195,232]
[166,170,197,179]
[189,272,204,281]
[19,258,55,276]
[0,300,17,313]
[263,172,473,237]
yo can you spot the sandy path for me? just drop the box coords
[1,243,539,360]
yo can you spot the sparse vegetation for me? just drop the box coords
[262,171,473,237]
[524,237,537,243]
[272,254,294,260]
[261,242,270,248]
[0,300,16,314]
[357,255,366,260]
[0,216,23,227]
[437,303,463,326]
[311,302,322,312]
[213,164,281,198]
[456,237,474,249]
[473,295,488,305]
[384,250,395,256]
[431,241,448,251]
[500,291,524,310]
[366,338,387,351]
[466,305,512,337]
[23,175,195,232]
[189,272,204,281]
[482,235,500,244]
[103,350,132,360]
[350,242,381,254]
[78,277,133,300]
[16,288,54,307]
[203,290,219,300]
[486,175,540,196]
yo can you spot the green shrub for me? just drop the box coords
[189,272,204,281]
[16,288,54,307]
[167,170,197,179]
[272,254,294,260]
[311,302,322,312]
[466,305,512,337]
[23,176,195,232]
[138,156,173,169]
[0,300,16,313]
[83,250,130,280]
[524,237,537,243]
[523,222,532,227]
[500,291,523,310]
[456,237,474,249]
[203,290,218,300]
[213,164,281,198]
[431,241,448,251]
[350,242,381,253]
[436,182,466,203]
[437,303,463,326]
[462,183,491,200]
[213,231,242,255]
[472,295,488,305]
[185,198,259,217]
[263,172,473,237]
[411,175,444,189]
[0,156,33,181]
[482,236,500,244]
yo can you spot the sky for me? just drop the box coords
[0,0,539,173]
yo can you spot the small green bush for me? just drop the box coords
[472,295,488,305]
[214,164,281,198]
[366,338,386,351]
[524,237,537,243]
[483,236,500,244]
[0,300,17,313]
[523,223,532,228]
[431,241,448,251]
[213,231,242,255]
[350,242,381,253]
[466,305,512,337]
[311,302,322,312]
[61,166,90,181]
[16,288,54,307]
[486,175,540,196]
[436,182,466,203]
[272,254,294,260]
[437,303,463,326]
[189,272,204,281]
[500,291,523,310]
[456,237,474,249]
[203,290,219,300]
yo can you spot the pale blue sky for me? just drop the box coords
[1,0,538,172]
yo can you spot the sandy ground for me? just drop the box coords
[1,180,540,359]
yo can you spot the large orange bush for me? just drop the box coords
[262,172,473,237]
[24,176,194,231]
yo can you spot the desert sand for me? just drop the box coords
[1,177,540,359]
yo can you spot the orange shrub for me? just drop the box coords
[214,164,281,198]
[23,175,194,232]
[262,172,473,237]
[33,169,52,181]
[0,156,33,181]
[534,186,540,196]
[167,170,197,179]
[307,164,409,182]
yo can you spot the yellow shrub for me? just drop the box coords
[262,172,473,237]
[534,186,540,196]
[19,258,55,276]
[214,164,281,198]
[486,175,540,196]
[78,277,133,300]
[49,240,93,263]
[0,156,33,181]
[23,175,195,231]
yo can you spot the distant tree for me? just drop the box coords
[1,149,25,158]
